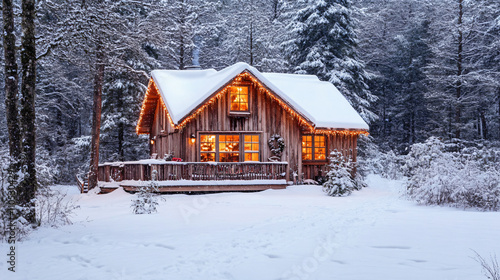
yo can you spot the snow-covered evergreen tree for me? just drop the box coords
[284,0,377,123]
[132,170,160,214]
[323,150,356,197]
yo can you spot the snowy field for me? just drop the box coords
[1,175,499,280]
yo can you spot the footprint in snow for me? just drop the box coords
[264,254,281,259]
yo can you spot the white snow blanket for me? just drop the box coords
[1,175,498,280]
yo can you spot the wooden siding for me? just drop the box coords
[149,75,359,181]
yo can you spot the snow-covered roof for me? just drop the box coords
[143,62,368,132]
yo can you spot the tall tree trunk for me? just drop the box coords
[249,21,254,66]
[88,50,105,190]
[455,0,463,139]
[118,121,124,161]
[19,0,37,224]
[3,0,21,161]
[479,110,487,139]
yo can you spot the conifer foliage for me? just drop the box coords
[323,150,357,197]
[132,170,160,214]
[285,0,377,123]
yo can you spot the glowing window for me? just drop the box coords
[219,135,240,162]
[199,133,260,162]
[302,135,326,161]
[229,86,249,112]
[200,134,216,162]
[244,135,260,161]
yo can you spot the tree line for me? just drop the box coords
[1,0,499,228]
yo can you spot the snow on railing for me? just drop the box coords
[98,161,289,182]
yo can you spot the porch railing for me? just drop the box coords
[98,160,289,182]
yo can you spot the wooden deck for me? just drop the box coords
[99,180,288,194]
[97,160,289,193]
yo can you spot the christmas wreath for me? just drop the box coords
[268,134,285,159]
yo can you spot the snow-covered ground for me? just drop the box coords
[1,175,499,280]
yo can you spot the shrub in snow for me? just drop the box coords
[132,170,160,214]
[36,186,79,228]
[357,135,404,179]
[323,150,363,197]
[473,251,500,280]
[405,137,500,211]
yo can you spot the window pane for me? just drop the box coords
[245,153,259,161]
[220,153,239,162]
[315,136,325,147]
[201,153,215,162]
[302,147,312,160]
[302,135,312,147]
[243,134,259,161]
[200,134,216,152]
[302,136,313,160]
[314,148,326,160]
[230,86,249,112]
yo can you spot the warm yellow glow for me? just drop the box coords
[230,86,249,111]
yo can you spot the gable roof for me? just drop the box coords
[137,62,369,134]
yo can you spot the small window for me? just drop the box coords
[200,134,216,162]
[244,135,260,161]
[229,86,249,112]
[302,135,326,161]
[314,136,326,160]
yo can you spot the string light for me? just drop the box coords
[136,72,369,138]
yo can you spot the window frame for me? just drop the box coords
[228,85,251,115]
[301,134,328,164]
[198,132,261,162]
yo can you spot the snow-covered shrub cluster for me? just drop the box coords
[357,136,404,180]
[323,150,365,197]
[405,137,500,211]
[132,170,160,214]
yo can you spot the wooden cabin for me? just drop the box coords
[98,62,368,192]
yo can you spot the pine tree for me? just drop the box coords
[132,170,160,214]
[285,0,377,123]
[323,150,356,197]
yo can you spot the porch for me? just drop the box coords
[97,160,289,193]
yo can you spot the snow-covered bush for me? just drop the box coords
[323,150,362,197]
[132,170,160,214]
[357,136,404,179]
[405,137,500,211]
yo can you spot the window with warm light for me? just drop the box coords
[219,135,240,162]
[244,135,260,161]
[200,134,216,162]
[302,135,327,161]
[229,86,249,112]
[199,133,260,162]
